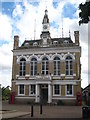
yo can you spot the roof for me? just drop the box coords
[21,37,73,47]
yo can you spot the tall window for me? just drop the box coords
[66,84,73,96]
[31,58,37,76]
[42,57,49,75]
[19,58,26,76]
[19,84,25,95]
[53,57,60,75]
[53,85,60,95]
[65,56,73,75]
[29,85,36,95]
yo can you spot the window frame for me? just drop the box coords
[18,84,25,96]
[53,84,61,96]
[19,58,26,76]
[65,56,73,76]
[42,57,49,75]
[30,58,37,76]
[53,57,60,76]
[29,85,36,96]
[65,84,73,96]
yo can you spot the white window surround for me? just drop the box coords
[30,58,37,76]
[53,57,60,76]
[29,85,36,96]
[42,57,49,75]
[18,85,25,96]
[53,85,61,96]
[65,56,73,76]
[65,85,73,96]
[16,53,75,63]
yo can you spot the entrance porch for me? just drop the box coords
[35,84,52,103]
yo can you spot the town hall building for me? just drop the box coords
[11,9,81,104]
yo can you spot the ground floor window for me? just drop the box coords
[29,85,36,95]
[18,84,25,95]
[66,84,73,96]
[53,85,60,96]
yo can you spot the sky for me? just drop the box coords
[0,0,89,88]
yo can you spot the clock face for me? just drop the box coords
[43,25,47,29]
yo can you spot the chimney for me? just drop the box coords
[13,35,19,49]
[74,31,79,46]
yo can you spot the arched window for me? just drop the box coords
[53,57,60,75]
[42,57,49,75]
[31,58,37,76]
[65,56,73,75]
[20,58,26,76]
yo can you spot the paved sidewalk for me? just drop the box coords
[2,101,82,119]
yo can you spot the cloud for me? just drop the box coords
[12,4,23,18]
[0,13,12,41]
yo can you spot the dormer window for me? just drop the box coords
[63,40,69,44]
[33,42,38,46]
[53,41,58,45]
[24,42,29,46]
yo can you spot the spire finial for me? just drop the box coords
[62,16,64,38]
[69,29,71,38]
[34,19,36,40]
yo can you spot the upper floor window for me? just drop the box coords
[42,57,49,75]
[19,58,26,76]
[65,56,73,75]
[31,58,37,76]
[53,57,60,75]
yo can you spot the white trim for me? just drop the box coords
[13,47,81,56]
[61,74,65,76]
[52,80,79,85]
[40,54,50,61]
[51,54,62,60]
[52,97,76,100]
[65,76,74,79]
[18,84,25,96]
[15,96,35,99]
[53,85,61,96]
[17,55,27,63]
[29,55,38,62]
[29,84,36,96]
[63,53,75,60]
[14,79,80,85]
[65,84,73,96]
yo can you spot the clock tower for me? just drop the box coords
[40,9,51,47]
[42,9,49,32]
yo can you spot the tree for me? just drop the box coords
[2,86,11,100]
[79,1,90,25]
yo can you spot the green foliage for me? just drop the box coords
[2,86,11,100]
[79,1,90,25]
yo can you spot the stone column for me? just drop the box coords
[48,84,52,103]
[35,84,40,103]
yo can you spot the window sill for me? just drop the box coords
[18,94,25,96]
[65,95,73,97]
[53,94,61,96]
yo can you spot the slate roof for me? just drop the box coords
[21,37,73,47]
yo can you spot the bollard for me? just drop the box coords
[31,105,33,117]
[40,104,42,114]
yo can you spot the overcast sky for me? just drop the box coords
[0,0,89,88]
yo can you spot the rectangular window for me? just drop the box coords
[19,85,25,95]
[30,85,36,95]
[54,85,60,95]
[66,84,73,96]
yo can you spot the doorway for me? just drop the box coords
[41,85,48,103]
